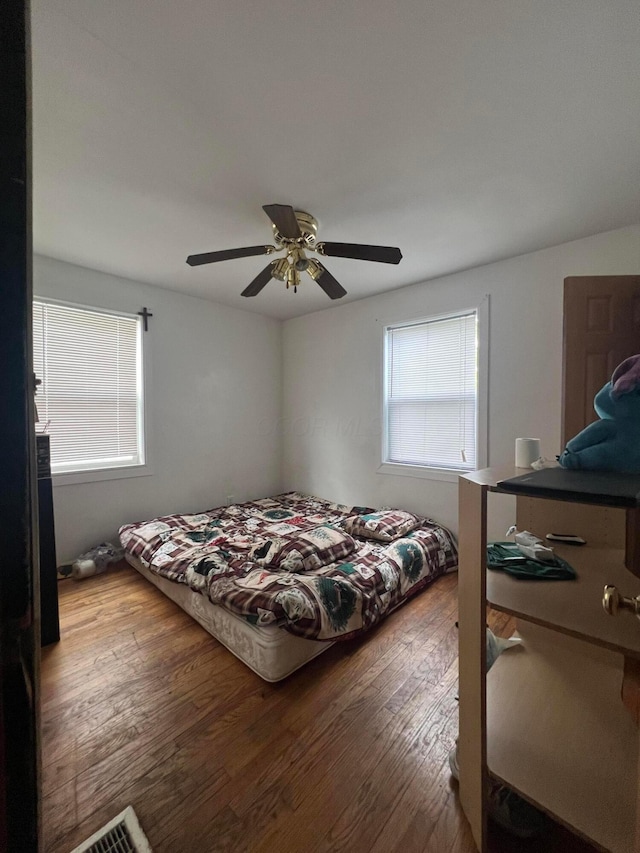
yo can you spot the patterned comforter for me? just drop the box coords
[119,492,457,641]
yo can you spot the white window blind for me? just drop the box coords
[33,300,145,474]
[384,311,478,471]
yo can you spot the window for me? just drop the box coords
[383,308,484,475]
[33,299,146,477]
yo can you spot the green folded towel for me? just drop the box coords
[487,542,577,580]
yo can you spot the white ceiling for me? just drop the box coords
[32,0,640,321]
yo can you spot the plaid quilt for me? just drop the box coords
[119,492,458,641]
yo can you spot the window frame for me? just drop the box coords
[378,296,489,483]
[33,296,153,486]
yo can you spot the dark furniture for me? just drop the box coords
[36,435,59,646]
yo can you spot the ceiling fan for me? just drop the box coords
[186,204,402,300]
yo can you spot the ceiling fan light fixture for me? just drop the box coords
[272,258,289,281]
[306,258,323,281]
[286,266,300,293]
[289,247,310,271]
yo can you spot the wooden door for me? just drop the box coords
[563,276,640,850]
[0,1,40,850]
[563,275,640,580]
[562,276,640,448]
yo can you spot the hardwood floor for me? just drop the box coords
[41,564,596,852]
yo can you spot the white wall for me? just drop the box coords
[282,225,640,540]
[37,225,640,560]
[35,255,283,563]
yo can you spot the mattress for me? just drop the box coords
[120,492,458,679]
[126,553,334,682]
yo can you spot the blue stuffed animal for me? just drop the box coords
[559,354,640,473]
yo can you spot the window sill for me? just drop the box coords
[377,462,471,483]
[52,464,153,487]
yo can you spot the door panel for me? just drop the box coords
[0,1,39,850]
[562,276,640,448]
[562,276,640,851]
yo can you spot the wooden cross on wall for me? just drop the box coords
[138,306,153,331]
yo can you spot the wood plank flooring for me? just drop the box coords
[41,564,596,852]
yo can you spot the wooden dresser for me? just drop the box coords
[457,467,640,852]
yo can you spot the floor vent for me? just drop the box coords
[70,806,152,853]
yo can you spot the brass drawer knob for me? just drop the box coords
[602,584,640,618]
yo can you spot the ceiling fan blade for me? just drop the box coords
[313,263,347,300]
[241,262,275,298]
[186,245,273,266]
[317,242,402,265]
[262,204,302,240]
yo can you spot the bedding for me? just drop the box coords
[250,524,357,572]
[343,509,422,542]
[119,492,458,642]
